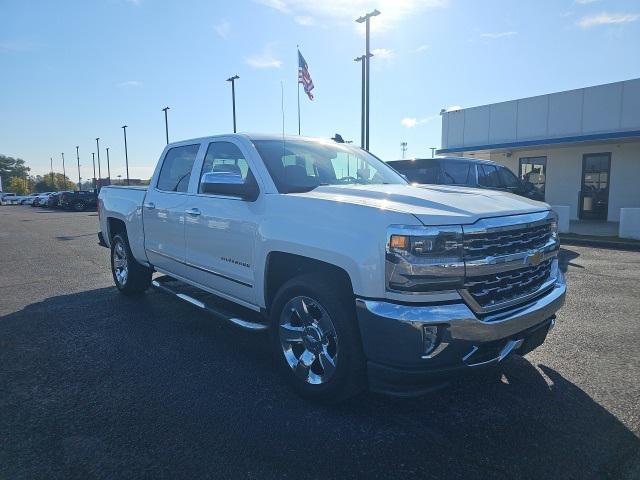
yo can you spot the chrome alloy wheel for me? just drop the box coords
[279,296,339,385]
[113,240,129,287]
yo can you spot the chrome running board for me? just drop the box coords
[151,276,268,332]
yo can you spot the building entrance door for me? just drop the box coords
[580,153,611,220]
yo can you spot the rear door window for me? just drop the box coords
[441,161,472,185]
[157,144,200,192]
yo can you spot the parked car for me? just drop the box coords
[46,191,71,208]
[32,192,54,207]
[387,157,543,200]
[1,193,16,205]
[59,190,97,211]
[98,134,565,402]
[21,193,39,205]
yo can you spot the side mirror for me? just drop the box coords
[200,171,259,201]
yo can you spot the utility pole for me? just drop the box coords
[122,125,130,185]
[92,153,97,192]
[226,75,239,133]
[96,138,101,186]
[61,153,67,190]
[401,142,408,159]
[430,147,437,158]
[356,9,380,151]
[50,157,54,186]
[76,146,81,191]
[162,107,170,144]
[106,147,111,183]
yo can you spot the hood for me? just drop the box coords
[291,184,549,225]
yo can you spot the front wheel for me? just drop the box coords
[270,273,365,403]
[110,233,152,295]
[73,201,86,212]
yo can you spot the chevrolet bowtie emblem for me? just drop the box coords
[527,251,544,266]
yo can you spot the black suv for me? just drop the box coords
[59,191,98,211]
[388,156,542,201]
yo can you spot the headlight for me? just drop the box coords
[386,225,464,293]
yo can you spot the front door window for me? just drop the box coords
[519,156,546,201]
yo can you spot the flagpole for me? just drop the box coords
[297,45,301,135]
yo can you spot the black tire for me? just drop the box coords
[110,233,152,295]
[269,273,366,403]
[73,201,86,212]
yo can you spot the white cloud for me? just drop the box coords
[372,47,394,59]
[575,0,599,4]
[577,12,640,28]
[295,15,315,25]
[401,115,438,128]
[412,44,429,53]
[480,31,517,39]
[117,80,143,88]
[214,21,231,39]
[255,0,448,33]
[246,43,283,68]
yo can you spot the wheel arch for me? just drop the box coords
[263,252,354,313]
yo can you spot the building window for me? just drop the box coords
[519,156,547,201]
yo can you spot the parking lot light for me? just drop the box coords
[76,146,81,191]
[122,125,130,186]
[61,152,67,190]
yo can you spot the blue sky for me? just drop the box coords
[1,0,639,180]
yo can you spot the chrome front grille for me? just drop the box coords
[461,212,558,312]
[464,258,553,309]
[463,222,552,260]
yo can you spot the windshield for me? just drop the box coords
[253,139,407,193]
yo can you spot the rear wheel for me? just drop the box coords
[73,201,86,212]
[270,273,365,403]
[110,233,152,295]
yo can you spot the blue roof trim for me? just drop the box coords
[436,130,640,154]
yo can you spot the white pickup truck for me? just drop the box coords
[98,134,566,401]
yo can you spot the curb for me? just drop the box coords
[560,235,640,252]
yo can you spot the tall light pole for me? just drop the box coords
[122,125,130,186]
[76,146,81,191]
[354,54,371,150]
[430,147,437,158]
[162,107,170,144]
[50,157,54,186]
[61,152,67,190]
[401,142,408,159]
[226,75,239,133]
[96,138,101,185]
[356,9,380,151]
[106,147,111,183]
[92,153,97,191]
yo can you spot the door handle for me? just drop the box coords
[186,208,201,216]
[143,202,155,209]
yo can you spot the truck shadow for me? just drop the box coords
[1,287,637,479]
[559,247,583,272]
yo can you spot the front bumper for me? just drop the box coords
[356,270,566,396]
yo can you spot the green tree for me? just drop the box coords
[6,176,29,195]
[0,155,30,189]
[33,172,77,192]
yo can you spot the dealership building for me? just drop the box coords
[437,78,640,232]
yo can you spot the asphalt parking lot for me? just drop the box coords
[1,205,639,479]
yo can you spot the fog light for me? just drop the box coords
[422,325,439,356]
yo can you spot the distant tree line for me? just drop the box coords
[1,154,76,194]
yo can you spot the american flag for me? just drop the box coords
[298,50,314,100]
